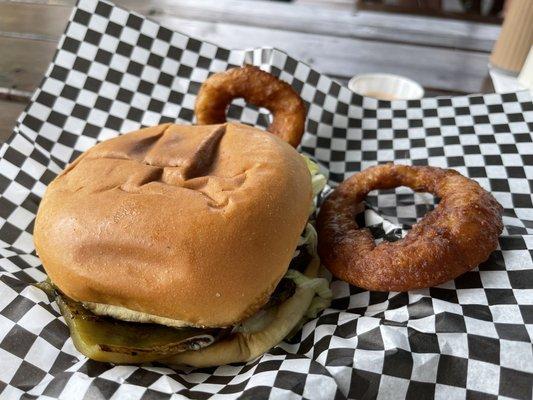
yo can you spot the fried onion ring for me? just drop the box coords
[317,164,503,291]
[195,65,306,147]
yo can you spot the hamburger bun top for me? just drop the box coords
[34,123,312,327]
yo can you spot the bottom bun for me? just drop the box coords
[165,256,320,368]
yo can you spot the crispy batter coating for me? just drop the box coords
[317,164,503,291]
[195,65,306,147]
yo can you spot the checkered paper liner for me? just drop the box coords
[1,0,532,399]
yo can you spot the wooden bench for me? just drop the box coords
[0,0,501,142]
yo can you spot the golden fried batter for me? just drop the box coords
[317,164,503,291]
[195,65,306,147]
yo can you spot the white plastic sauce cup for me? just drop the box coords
[348,73,425,101]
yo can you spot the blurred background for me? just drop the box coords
[294,0,510,22]
[1,0,532,142]
[350,0,507,21]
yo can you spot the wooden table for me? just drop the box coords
[0,0,501,144]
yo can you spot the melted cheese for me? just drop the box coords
[83,302,203,328]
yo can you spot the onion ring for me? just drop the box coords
[195,65,306,147]
[317,164,503,291]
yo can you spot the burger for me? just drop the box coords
[34,121,330,367]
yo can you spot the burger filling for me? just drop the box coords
[36,157,331,360]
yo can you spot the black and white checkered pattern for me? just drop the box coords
[1,0,532,398]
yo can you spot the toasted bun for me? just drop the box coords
[65,255,319,366]
[167,255,319,368]
[34,123,312,327]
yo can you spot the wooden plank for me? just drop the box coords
[151,15,490,93]
[1,0,500,52]
[0,2,70,40]
[341,10,498,51]
[0,99,27,143]
[356,1,503,24]
[131,0,499,52]
[0,13,489,95]
[0,0,488,92]
[0,36,57,93]
[294,0,354,11]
